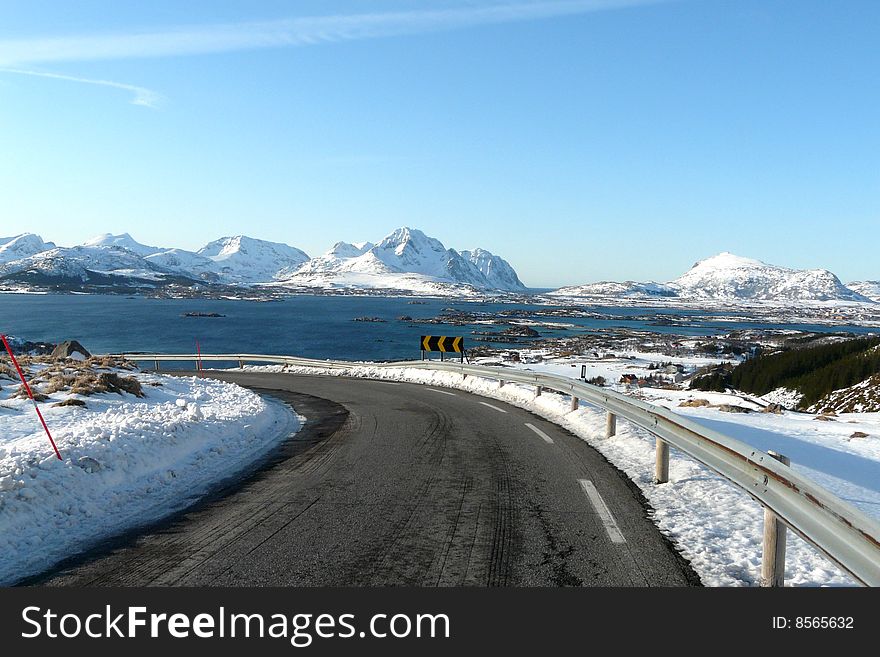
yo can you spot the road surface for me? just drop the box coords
[38,372,699,586]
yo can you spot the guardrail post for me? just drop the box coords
[536,385,542,396]
[654,439,669,484]
[154,359,160,371]
[762,451,790,587]
[605,412,617,438]
[570,396,579,411]
[238,358,244,369]
[499,380,505,388]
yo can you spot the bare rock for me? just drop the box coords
[716,404,752,413]
[51,340,91,361]
[679,398,711,407]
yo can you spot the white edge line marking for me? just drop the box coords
[478,401,507,413]
[578,479,626,544]
[524,423,554,444]
[425,388,457,396]
[373,380,401,385]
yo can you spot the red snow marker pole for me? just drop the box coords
[196,339,202,373]
[1,334,63,460]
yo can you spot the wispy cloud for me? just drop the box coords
[0,0,667,66]
[0,67,163,107]
[0,0,668,106]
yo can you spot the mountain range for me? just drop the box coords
[551,252,878,304]
[1,231,876,304]
[0,228,526,295]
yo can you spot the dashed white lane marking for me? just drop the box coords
[524,423,554,444]
[578,479,626,544]
[478,401,508,414]
[425,388,457,396]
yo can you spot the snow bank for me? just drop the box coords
[239,363,856,586]
[0,372,300,584]
[762,387,804,409]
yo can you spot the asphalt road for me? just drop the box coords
[38,372,700,587]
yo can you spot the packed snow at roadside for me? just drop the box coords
[237,361,871,586]
[0,367,300,585]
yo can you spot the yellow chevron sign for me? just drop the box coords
[421,335,464,353]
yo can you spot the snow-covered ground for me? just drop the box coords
[237,360,870,586]
[492,349,729,387]
[637,390,880,518]
[0,368,300,585]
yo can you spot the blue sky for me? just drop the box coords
[1,0,877,288]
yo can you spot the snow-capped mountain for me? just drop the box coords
[284,241,375,278]
[551,252,872,304]
[0,234,55,264]
[0,245,170,284]
[144,248,221,282]
[847,281,880,303]
[197,236,310,284]
[81,233,160,257]
[672,253,868,302]
[553,280,677,298]
[459,248,526,291]
[279,227,526,293]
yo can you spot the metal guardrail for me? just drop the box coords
[113,352,880,586]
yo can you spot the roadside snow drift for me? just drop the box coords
[0,372,299,585]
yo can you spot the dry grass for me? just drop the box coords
[87,356,136,370]
[43,375,77,394]
[70,372,144,398]
[0,363,15,380]
[53,398,87,408]
[1,354,144,400]
[13,389,49,402]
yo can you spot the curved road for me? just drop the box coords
[38,372,699,587]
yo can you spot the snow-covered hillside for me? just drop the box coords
[848,281,880,303]
[672,252,867,302]
[0,234,55,264]
[552,252,872,304]
[0,245,168,283]
[81,232,160,257]
[144,248,221,282]
[198,235,310,284]
[460,248,526,291]
[279,227,526,293]
[553,280,677,299]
